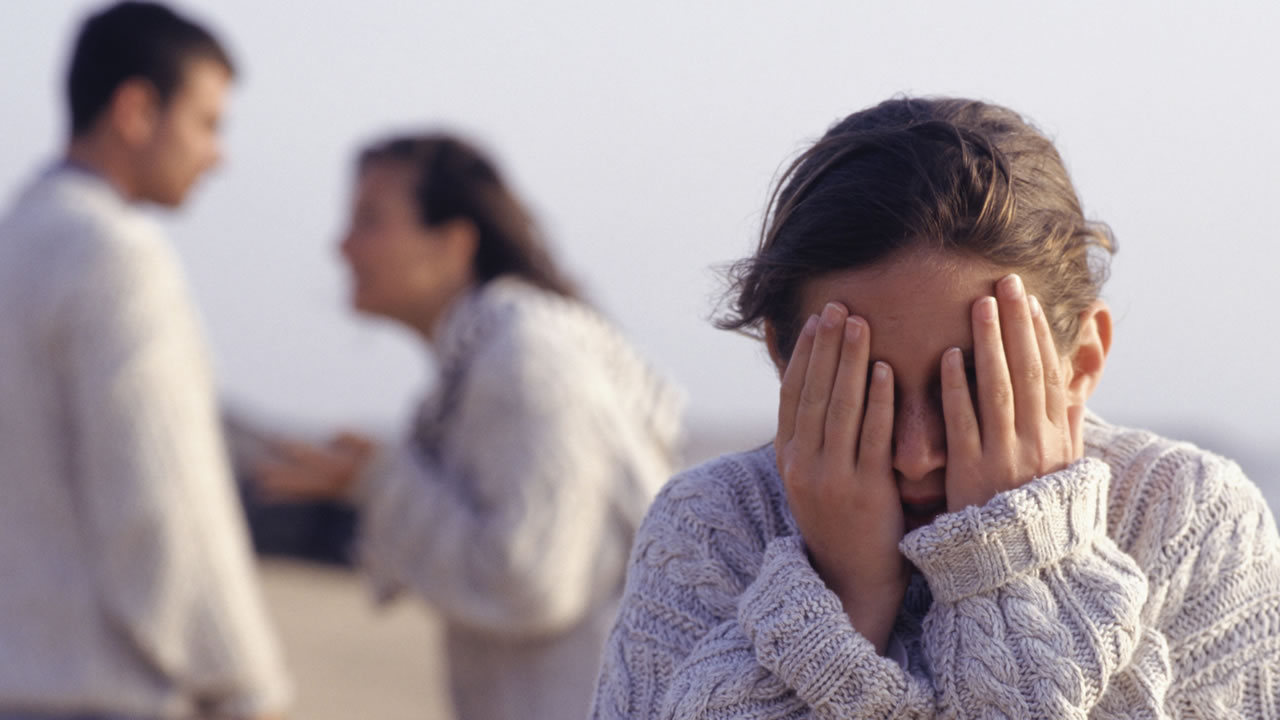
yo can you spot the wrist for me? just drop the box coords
[344,448,387,505]
[905,457,1109,602]
[837,580,907,655]
[803,547,908,656]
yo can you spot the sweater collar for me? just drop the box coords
[48,159,130,204]
[427,282,485,370]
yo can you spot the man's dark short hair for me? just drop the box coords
[66,1,236,137]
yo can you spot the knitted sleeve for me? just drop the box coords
[590,462,936,719]
[901,457,1170,718]
[355,309,622,638]
[59,226,292,717]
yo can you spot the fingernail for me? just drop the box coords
[1001,274,1024,300]
[820,302,843,328]
[945,347,963,369]
[873,361,889,380]
[802,314,819,335]
[978,296,997,323]
[845,317,862,342]
[1029,295,1042,318]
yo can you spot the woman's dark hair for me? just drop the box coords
[358,134,579,300]
[718,96,1115,361]
[68,1,236,137]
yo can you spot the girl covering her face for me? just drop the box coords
[590,97,1280,719]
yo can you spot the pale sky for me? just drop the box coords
[2,1,1277,499]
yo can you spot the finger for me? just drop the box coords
[253,459,319,500]
[823,316,871,461]
[856,361,894,472]
[266,437,310,463]
[794,303,849,453]
[972,296,1015,450]
[272,438,336,470]
[940,346,981,463]
[1029,295,1068,427]
[777,314,819,447]
[334,431,376,456]
[996,274,1046,436]
[257,482,322,503]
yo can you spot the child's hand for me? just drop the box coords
[775,302,908,654]
[940,273,1080,513]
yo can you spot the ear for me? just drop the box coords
[1063,300,1112,440]
[440,218,480,277]
[108,79,161,147]
[763,320,786,377]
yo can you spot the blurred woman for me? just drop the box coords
[260,133,683,720]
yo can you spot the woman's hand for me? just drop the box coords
[254,431,377,503]
[775,302,907,654]
[940,273,1080,512]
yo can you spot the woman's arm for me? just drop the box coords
[356,310,628,637]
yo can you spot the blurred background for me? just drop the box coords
[4,1,1277,717]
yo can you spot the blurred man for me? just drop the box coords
[0,3,290,718]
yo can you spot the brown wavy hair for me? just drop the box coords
[359,133,579,300]
[718,97,1115,361]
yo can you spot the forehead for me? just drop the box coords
[797,247,1008,363]
[357,160,417,199]
[170,58,231,108]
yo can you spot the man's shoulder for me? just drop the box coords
[0,168,188,341]
[3,166,162,257]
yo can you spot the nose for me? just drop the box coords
[892,393,946,483]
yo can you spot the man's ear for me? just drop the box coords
[764,320,786,377]
[1065,299,1112,407]
[109,79,161,147]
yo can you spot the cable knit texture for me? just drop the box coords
[0,166,291,717]
[355,277,684,720]
[591,413,1280,719]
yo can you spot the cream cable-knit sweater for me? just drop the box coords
[591,413,1280,718]
[354,277,684,720]
[0,167,291,718]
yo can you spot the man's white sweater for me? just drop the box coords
[0,166,290,718]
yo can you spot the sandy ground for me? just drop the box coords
[258,559,455,720]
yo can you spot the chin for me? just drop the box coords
[141,191,184,208]
[350,293,390,320]
[142,183,191,208]
[350,294,374,314]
